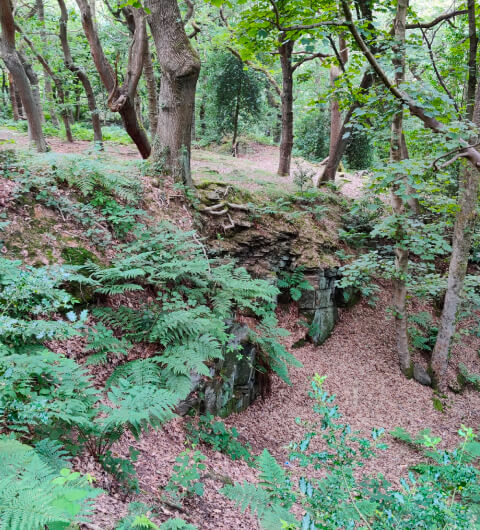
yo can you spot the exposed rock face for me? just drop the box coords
[298,269,339,345]
[179,180,354,415]
[177,324,262,417]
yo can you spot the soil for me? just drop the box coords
[1,128,479,529]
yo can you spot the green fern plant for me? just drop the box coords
[277,267,314,302]
[0,435,101,530]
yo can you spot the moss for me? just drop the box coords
[61,246,98,266]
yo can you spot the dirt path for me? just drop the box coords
[0,128,366,199]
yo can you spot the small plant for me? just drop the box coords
[186,414,253,464]
[99,446,140,492]
[408,311,438,353]
[277,266,314,302]
[164,450,206,505]
[293,163,316,193]
[222,375,480,529]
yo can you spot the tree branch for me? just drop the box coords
[406,9,468,30]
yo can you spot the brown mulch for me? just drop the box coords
[79,289,480,529]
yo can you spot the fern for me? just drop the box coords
[85,323,132,365]
[100,381,178,439]
[0,436,101,530]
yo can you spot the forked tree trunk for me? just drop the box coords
[18,52,42,124]
[145,0,200,186]
[278,38,294,176]
[58,0,102,146]
[390,0,411,376]
[76,0,151,157]
[0,0,46,151]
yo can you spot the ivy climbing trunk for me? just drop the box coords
[145,0,200,186]
[232,76,242,156]
[278,38,294,176]
[0,0,46,151]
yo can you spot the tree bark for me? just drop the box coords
[232,76,242,156]
[17,50,43,126]
[75,0,151,157]
[36,0,58,126]
[390,0,411,376]
[7,71,19,120]
[19,29,74,142]
[0,0,46,151]
[145,0,200,186]
[143,39,158,138]
[466,0,477,121]
[58,0,103,146]
[278,38,294,176]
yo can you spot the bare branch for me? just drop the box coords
[406,9,468,30]
[292,51,330,72]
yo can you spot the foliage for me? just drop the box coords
[85,222,298,387]
[115,502,197,530]
[408,312,438,353]
[0,435,101,530]
[294,108,329,162]
[164,450,207,504]
[186,414,253,464]
[222,375,480,529]
[344,127,374,170]
[277,267,314,302]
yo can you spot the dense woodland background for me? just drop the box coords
[3,0,480,528]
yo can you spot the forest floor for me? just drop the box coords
[1,128,479,529]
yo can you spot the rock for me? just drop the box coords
[413,363,432,386]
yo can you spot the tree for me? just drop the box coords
[57,0,102,146]
[0,0,46,151]
[75,0,151,158]
[223,0,329,176]
[145,0,201,186]
[208,51,262,154]
[340,0,480,387]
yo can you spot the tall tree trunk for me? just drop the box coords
[145,0,200,186]
[431,0,480,387]
[323,36,348,182]
[431,162,479,386]
[58,0,102,146]
[143,39,158,137]
[76,0,150,157]
[390,0,411,376]
[320,71,374,182]
[8,72,19,120]
[19,30,74,142]
[36,0,59,126]
[18,50,44,132]
[278,38,294,176]
[231,77,242,156]
[466,0,477,121]
[0,0,46,151]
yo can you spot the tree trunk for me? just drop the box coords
[466,0,477,121]
[143,39,158,137]
[431,162,479,386]
[390,0,411,376]
[76,0,150,157]
[431,1,480,387]
[320,71,374,182]
[8,72,19,120]
[232,76,242,156]
[58,0,102,146]
[19,30,74,142]
[145,0,200,186]
[277,38,294,176]
[0,0,46,151]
